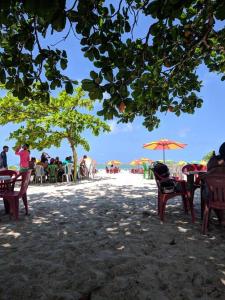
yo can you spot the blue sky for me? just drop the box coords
[0,4,224,166]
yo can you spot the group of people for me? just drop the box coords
[0,144,93,181]
[105,164,120,174]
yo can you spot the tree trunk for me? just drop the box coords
[71,145,78,182]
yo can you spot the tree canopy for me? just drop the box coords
[1,0,225,130]
[0,86,110,179]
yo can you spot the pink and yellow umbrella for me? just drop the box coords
[143,139,187,163]
[130,159,142,166]
[107,160,121,165]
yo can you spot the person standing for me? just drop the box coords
[0,145,9,170]
[15,144,30,171]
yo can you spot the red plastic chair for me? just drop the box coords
[202,175,225,234]
[0,170,18,213]
[2,170,31,220]
[153,170,195,222]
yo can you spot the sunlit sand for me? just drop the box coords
[0,171,224,299]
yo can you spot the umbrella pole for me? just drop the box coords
[163,147,165,163]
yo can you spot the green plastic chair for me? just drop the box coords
[48,164,58,183]
[143,163,149,179]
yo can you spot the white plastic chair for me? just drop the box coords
[62,163,74,182]
[35,165,45,184]
[88,161,96,179]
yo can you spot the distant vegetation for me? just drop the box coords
[202,150,214,162]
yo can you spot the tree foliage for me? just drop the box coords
[1,1,225,130]
[0,86,110,179]
[202,150,214,162]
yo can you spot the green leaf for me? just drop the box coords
[65,81,73,94]
[90,71,98,79]
[0,69,6,84]
[60,58,67,70]
[110,4,115,15]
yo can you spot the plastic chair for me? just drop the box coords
[0,170,18,214]
[2,170,32,220]
[153,169,195,222]
[143,164,148,179]
[202,175,225,234]
[62,163,74,182]
[34,165,45,183]
[47,164,58,183]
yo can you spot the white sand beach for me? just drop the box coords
[0,171,225,300]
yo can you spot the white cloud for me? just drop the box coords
[107,121,133,134]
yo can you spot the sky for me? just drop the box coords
[0,3,224,166]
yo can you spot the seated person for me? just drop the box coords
[202,142,225,223]
[54,156,60,166]
[207,143,225,173]
[153,161,182,193]
[29,157,36,170]
[49,158,55,165]
[63,156,71,165]
[57,161,65,182]
[41,152,50,163]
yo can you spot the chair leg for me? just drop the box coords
[3,198,10,214]
[159,195,166,222]
[202,206,209,234]
[182,195,188,214]
[22,194,28,215]
[200,187,204,220]
[14,199,19,220]
[157,194,160,215]
[188,196,195,223]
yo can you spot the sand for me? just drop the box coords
[0,171,225,300]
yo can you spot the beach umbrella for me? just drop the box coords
[140,157,153,163]
[143,139,187,163]
[107,160,121,165]
[130,159,142,166]
[200,160,207,166]
[178,160,187,166]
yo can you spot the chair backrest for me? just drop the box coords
[66,163,73,175]
[18,170,32,197]
[35,165,44,176]
[152,169,162,189]
[205,175,225,208]
[0,170,18,177]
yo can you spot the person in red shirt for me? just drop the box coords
[15,144,30,171]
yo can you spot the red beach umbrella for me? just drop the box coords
[143,139,187,163]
